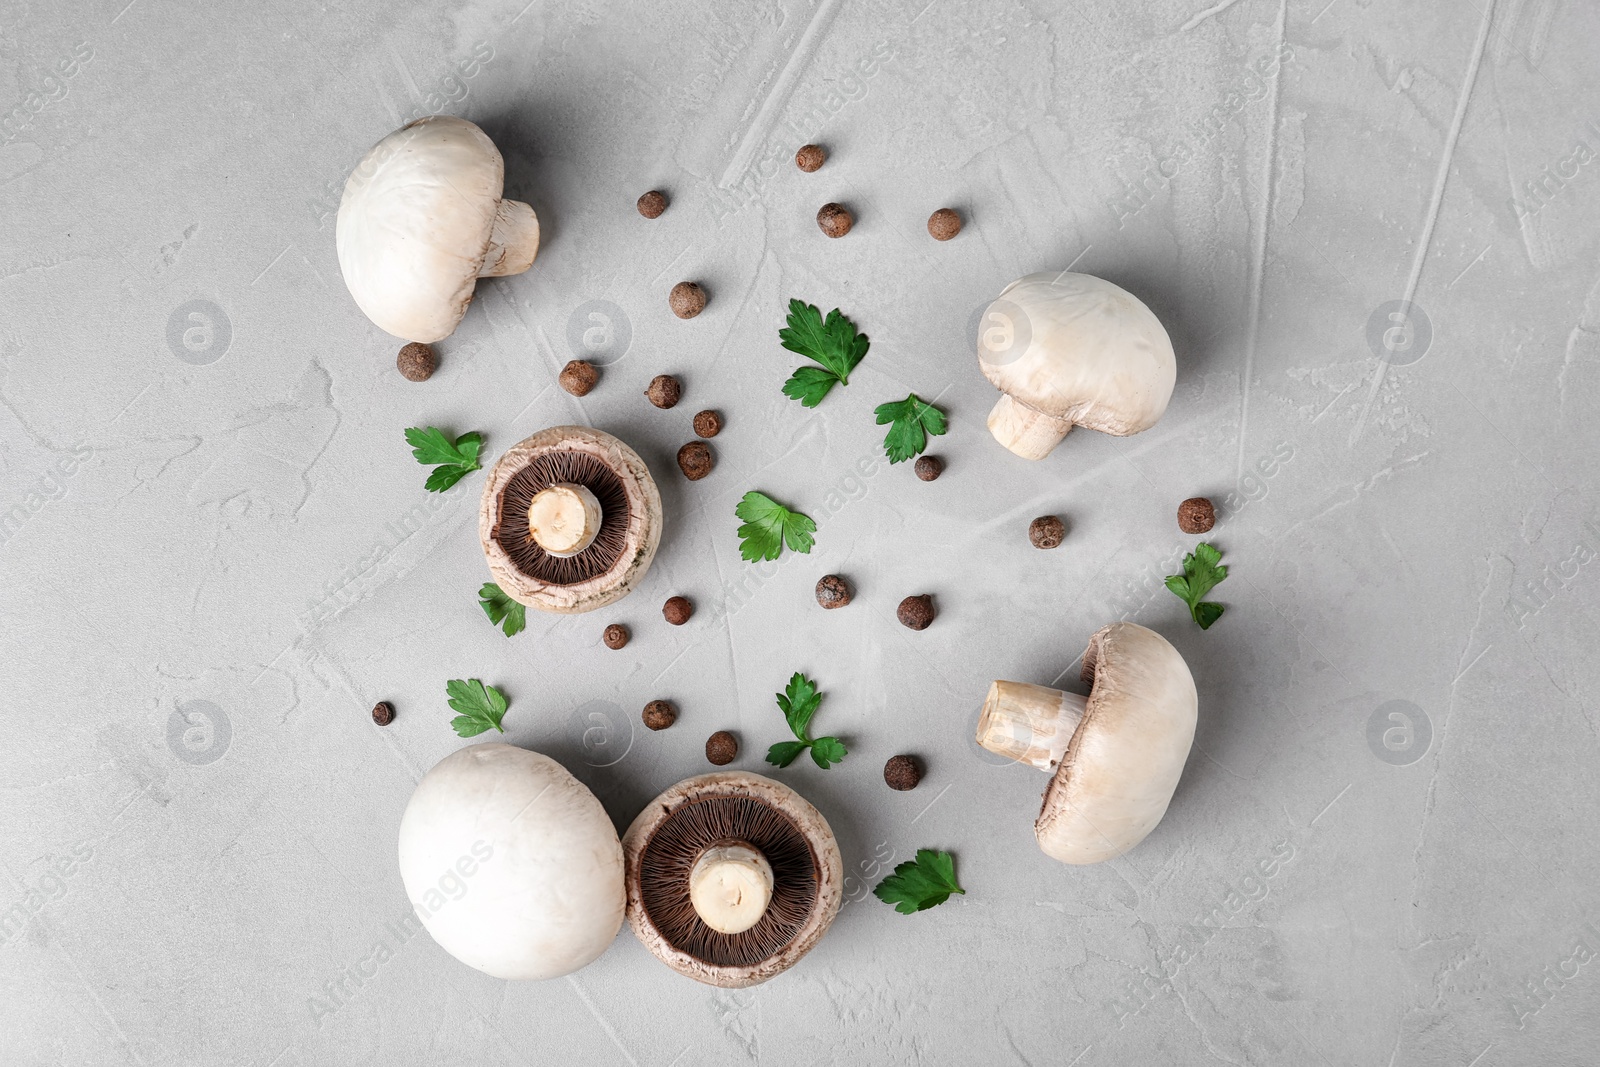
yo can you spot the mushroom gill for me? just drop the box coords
[492,450,631,585]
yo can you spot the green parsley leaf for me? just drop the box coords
[445,678,508,737]
[873,849,965,915]
[809,736,847,768]
[405,427,483,493]
[478,583,526,638]
[1165,541,1228,629]
[765,740,809,768]
[874,393,948,464]
[735,491,817,562]
[778,299,868,407]
[776,672,821,738]
[762,671,845,770]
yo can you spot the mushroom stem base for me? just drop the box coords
[976,681,1089,771]
[480,199,540,277]
[689,841,774,936]
[988,394,1074,460]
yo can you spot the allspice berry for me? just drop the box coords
[816,202,853,238]
[646,374,682,409]
[897,594,935,630]
[693,410,722,438]
[1029,515,1066,549]
[643,700,677,731]
[884,754,922,791]
[706,730,738,765]
[914,455,943,481]
[815,574,852,609]
[927,208,962,241]
[397,342,436,382]
[795,144,826,172]
[677,440,713,481]
[637,190,667,218]
[669,281,707,319]
[1178,497,1216,534]
[371,701,395,726]
[663,596,693,625]
[602,623,629,650]
[559,359,598,396]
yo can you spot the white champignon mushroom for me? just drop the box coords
[976,622,1197,864]
[397,743,624,980]
[337,115,540,343]
[977,272,1176,460]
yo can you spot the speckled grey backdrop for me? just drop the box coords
[3,0,1598,1063]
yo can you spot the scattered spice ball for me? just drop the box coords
[693,409,722,438]
[396,342,435,382]
[815,574,852,609]
[897,594,935,631]
[602,623,629,650]
[927,208,962,241]
[646,374,682,409]
[637,189,667,218]
[706,730,738,766]
[371,701,395,726]
[816,202,853,238]
[795,144,826,172]
[663,596,693,625]
[884,754,922,791]
[1029,515,1066,550]
[914,455,943,482]
[669,281,707,319]
[559,359,598,396]
[677,440,713,481]
[643,700,677,731]
[1178,496,1216,534]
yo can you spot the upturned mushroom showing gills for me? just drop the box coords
[480,426,662,614]
[977,272,1176,460]
[976,622,1197,864]
[623,772,843,988]
[337,115,540,342]
[396,744,625,980]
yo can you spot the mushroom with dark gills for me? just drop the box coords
[622,772,843,987]
[976,622,1197,864]
[479,426,662,614]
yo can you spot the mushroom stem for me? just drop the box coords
[479,199,540,277]
[987,394,1075,460]
[527,482,602,558]
[976,680,1090,771]
[689,841,774,935]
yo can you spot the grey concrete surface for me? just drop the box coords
[2,0,1598,1063]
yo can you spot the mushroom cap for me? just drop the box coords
[622,772,843,988]
[337,116,505,342]
[1037,622,1197,864]
[978,272,1176,436]
[396,743,625,980]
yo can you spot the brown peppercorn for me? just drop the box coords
[371,701,395,726]
[663,596,693,625]
[815,574,852,609]
[884,754,922,791]
[396,342,435,382]
[677,440,713,481]
[897,594,935,630]
[637,189,667,218]
[927,208,962,241]
[602,623,629,650]
[914,455,943,481]
[816,202,853,238]
[669,281,707,319]
[642,700,677,731]
[1178,497,1216,534]
[693,410,722,438]
[559,359,598,396]
[706,730,738,765]
[645,374,682,409]
[795,144,826,172]
[1029,515,1066,549]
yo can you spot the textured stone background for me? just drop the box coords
[2,0,1598,1063]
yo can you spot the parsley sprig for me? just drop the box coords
[478,583,526,637]
[765,672,846,769]
[735,491,816,562]
[405,427,483,492]
[1165,542,1228,629]
[874,393,948,463]
[873,849,964,914]
[445,678,509,737]
[779,299,869,407]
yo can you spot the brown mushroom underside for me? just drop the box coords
[494,451,631,584]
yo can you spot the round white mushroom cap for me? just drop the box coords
[397,743,623,980]
[337,115,540,343]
